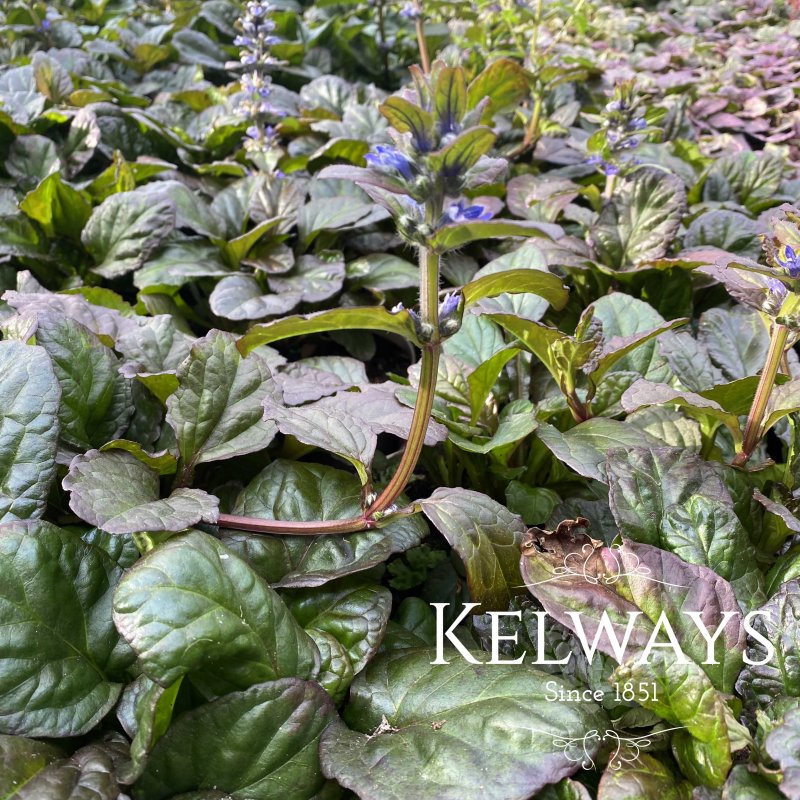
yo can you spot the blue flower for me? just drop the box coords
[445,199,493,223]
[438,292,461,319]
[399,2,421,19]
[768,278,789,301]
[586,155,619,176]
[777,245,800,277]
[365,145,414,180]
[628,117,647,130]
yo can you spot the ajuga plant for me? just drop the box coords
[584,79,661,196]
[230,0,284,166]
[698,206,800,465]
[220,57,561,535]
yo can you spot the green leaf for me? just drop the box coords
[209,275,301,321]
[767,545,800,596]
[659,495,763,610]
[506,482,560,526]
[0,520,125,736]
[736,579,800,711]
[448,400,538,455]
[0,734,62,798]
[763,380,800,435]
[19,173,92,239]
[613,654,733,789]
[537,420,662,483]
[166,330,278,477]
[135,241,230,290]
[621,380,743,445]
[598,754,689,800]
[238,306,419,354]
[267,253,345,303]
[684,210,760,259]
[467,58,529,120]
[698,306,768,381]
[286,578,392,703]
[466,347,519,423]
[12,739,126,800]
[723,765,783,800]
[590,293,677,382]
[486,313,593,386]
[380,96,435,151]
[702,151,785,213]
[0,215,45,259]
[81,189,176,278]
[116,314,194,377]
[420,488,527,611]
[591,168,687,268]
[320,650,610,800]
[297,198,377,247]
[766,705,800,800]
[222,460,426,587]
[606,446,732,546]
[431,126,495,179]
[172,29,228,68]
[64,450,218,535]
[434,65,467,132]
[263,397,376,484]
[6,136,59,190]
[117,675,181,783]
[346,253,418,292]
[0,342,60,523]
[34,314,133,450]
[221,216,284,267]
[99,440,177,475]
[0,67,45,126]
[430,219,558,253]
[134,680,337,800]
[461,268,569,310]
[113,530,319,692]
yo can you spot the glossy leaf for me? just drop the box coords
[64,450,218,535]
[222,460,426,587]
[0,342,60,523]
[420,488,528,610]
[591,168,686,268]
[81,189,176,278]
[0,520,126,737]
[135,680,337,800]
[238,306,419,353]
[113,530,320,692]
[320,649,609,800]
[166,330,278,476]
[34,313,133,450]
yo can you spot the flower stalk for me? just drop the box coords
[733,322,791,467]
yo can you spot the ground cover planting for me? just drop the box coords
[1,0,800,797]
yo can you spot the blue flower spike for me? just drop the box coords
[365,145,415,181]
[777,245,800,277]
[445,199,493,223]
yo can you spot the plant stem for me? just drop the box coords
[377,0,390,84]
[215,513,373,535]
[367,246,441,515]
[733,322,790,467]
[414,0,431,74]
[219,244,443,534]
